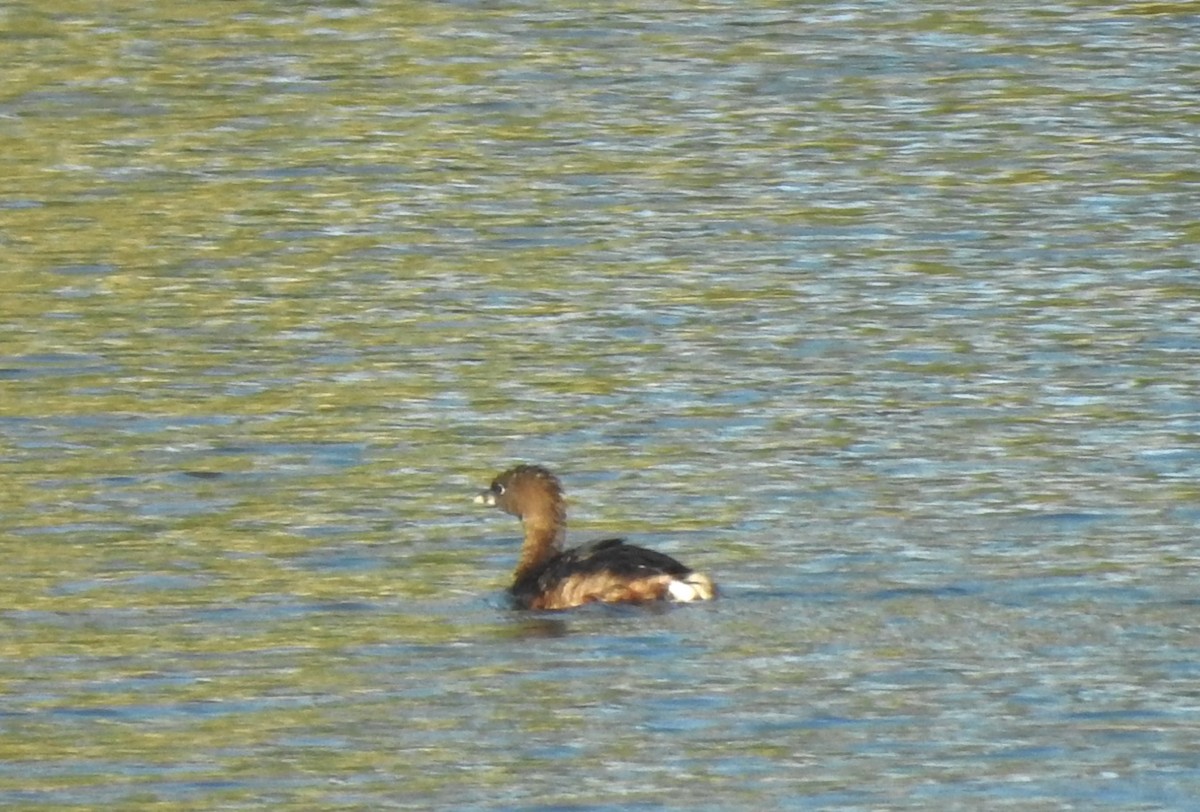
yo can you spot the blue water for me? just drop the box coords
[2,0,1199,808]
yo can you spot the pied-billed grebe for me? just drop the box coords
[474,464,716,610]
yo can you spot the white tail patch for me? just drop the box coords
[667,572,716,602]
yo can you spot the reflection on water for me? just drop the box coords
[2,0,1198,808]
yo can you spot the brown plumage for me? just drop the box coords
[474,464,716,610]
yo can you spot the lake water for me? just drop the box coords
[2,1,1198,808]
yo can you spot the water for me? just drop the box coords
[2,1,1198,808]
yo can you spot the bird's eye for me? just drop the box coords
[491,482,505,495]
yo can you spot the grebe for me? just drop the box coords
[474,464,716,610]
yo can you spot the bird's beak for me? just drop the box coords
[474,491,495,506]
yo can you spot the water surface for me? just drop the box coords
[2,1,1198,808]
